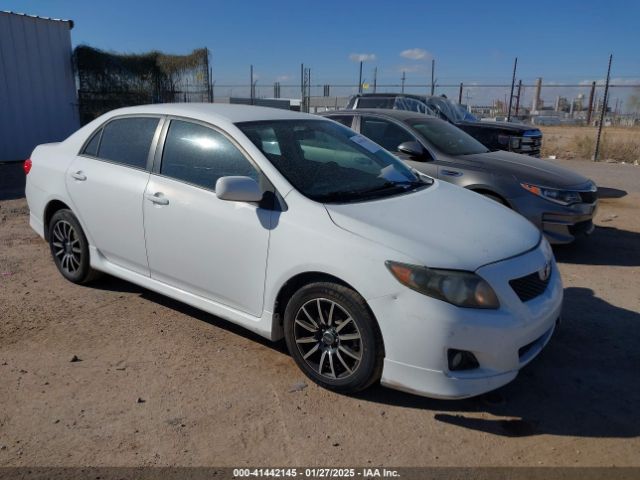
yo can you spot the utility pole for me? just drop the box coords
[594,54,613,162]
[250,65,254,105]
[373,67,377,93]
[401,71,406,93]
[586,80,596,125]
[300,63,304,101]
[507,57,518,122]
[458,83,463,104]
[307,67,311,112]
[515,79,522,116]
[430,59,435,96]
[358,61,363,93]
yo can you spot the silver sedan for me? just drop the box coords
[321,109,597,244]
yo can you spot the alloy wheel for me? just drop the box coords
[51,220,82,275]
[293,298,363,379]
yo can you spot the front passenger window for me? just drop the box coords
[360,117,415,153]
[161,120,258,190]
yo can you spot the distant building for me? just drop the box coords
[0,11,79,162]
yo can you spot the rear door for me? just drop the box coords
[66,116,162,276]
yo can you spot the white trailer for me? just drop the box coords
[0,11,79,162]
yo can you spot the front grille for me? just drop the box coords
[509,269,550,302]
[579,190,597,204]
[515,135,542,157]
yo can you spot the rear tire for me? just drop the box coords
[284,282,384,394]
[48,209,101,284]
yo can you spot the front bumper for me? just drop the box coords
[511,194,598,244]
[369,242,562,399]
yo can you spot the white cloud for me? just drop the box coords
[276,75,290,82]
[400,48,432,61]
[349,53,376,62]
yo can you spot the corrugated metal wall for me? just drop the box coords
[0,12,79,161]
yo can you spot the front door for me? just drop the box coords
[142,119,271,316]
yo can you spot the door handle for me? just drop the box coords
[441,169,462,177]
[145,192,169,206]
[70,171,87,181]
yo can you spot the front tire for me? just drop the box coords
[481,192,508,206]
[48,209,100,284]
[284,282,383,394]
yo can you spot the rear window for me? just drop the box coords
[82,129,102,157]
[96,117,159,169]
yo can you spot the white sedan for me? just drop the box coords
[25,104,562,399]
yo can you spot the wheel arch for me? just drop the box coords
[465,186,512,208]
[43,199,72,241]
[272,271,385,354]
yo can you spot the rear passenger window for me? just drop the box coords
[161,120,258,190]
[328,116,354,128]
[82,129,102,156]
[97,117,159,169]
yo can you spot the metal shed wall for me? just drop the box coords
[0,11,79,161]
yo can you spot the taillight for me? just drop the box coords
[24,158,32,175]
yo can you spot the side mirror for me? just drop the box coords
[215,176,263,202]
[397,141,425,158]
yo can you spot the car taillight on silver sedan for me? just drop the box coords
[521,183,582,206]
[385,261,500,309]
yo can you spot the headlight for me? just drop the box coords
[521,183,582,205]
[385,261,500,309]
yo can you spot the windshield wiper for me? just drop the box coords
[316,179,427,203]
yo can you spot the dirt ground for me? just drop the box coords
[1,159,639,468]
[540,126,640,164]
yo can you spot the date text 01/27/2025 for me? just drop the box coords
[232,468,401,478]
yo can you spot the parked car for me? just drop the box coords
[346,93,543,157]
[321,109,597,244]
[25,104,562,399]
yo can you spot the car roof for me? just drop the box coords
[103,103,314,124]
[323,108,440,123]
[352,93,429,100]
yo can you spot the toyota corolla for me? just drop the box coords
[25,104,562,399]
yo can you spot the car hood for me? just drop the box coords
[456,120,538,134]
[460,150,592,188]
[325,181,541,271]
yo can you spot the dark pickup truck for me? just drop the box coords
[346,93,543,157]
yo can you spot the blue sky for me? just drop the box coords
[4,0,640,105]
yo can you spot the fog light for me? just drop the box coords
[448,349,479,371]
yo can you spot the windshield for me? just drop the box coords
[408,119,489,156]
[426,97,477,122]
[237,120,428,203]
[454,103,478,122]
